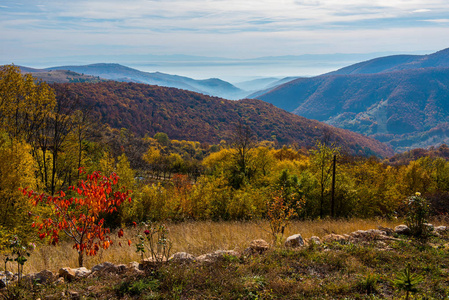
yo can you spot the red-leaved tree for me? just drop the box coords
[22,170,132,267]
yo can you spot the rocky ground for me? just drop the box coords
[1,224,449,299]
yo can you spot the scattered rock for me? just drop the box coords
[117,264,127,273]
[245,239,270,254]
[34,269,55,284]
[74,267,91,278]
[284,234,306,248]
[128,261,142,271]
[350,229,388,241]
[435,226,448,233]
[196,250,239,263]
[322,234,348,244]
[169,252,196,263]
[394,225,411,235]
[91,262,124,274]
[59,268,76,281]
[309,236,321,245]
[378,226,394,236]
[424,223,435,234]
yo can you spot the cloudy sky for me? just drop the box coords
[1,0,449,80]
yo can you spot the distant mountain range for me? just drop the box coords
[46,63,248,100]
[52,81,393,157]
[255,48,449,152]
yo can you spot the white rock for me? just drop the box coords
[284,234,306,248]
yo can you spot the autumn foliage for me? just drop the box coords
[22,169,132,267]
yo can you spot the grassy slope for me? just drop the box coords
[4,219,449,299]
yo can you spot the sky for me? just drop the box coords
[1,0,449,81]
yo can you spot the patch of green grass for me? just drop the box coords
[115,278,160,298]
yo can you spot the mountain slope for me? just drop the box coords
[53,81,393,157]
[257,66,449,152]
[47,63,246,100]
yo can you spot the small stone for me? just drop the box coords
[378,225,394,236]
[394,225,411,235]
[322,234,348,243]
[247,239,270,254]
[59,268,76,281]
[284,234,306,248]
[309,236,321,245]
[34,269,55,284]
[435,226,448,233]
[423,223,435,233]
[169,252,196,263]
[74,267,91,278]
[128,261,140,270]
[92,262,117,273]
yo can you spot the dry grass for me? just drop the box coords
[14,218,430,274]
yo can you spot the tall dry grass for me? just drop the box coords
[9,217,441,274]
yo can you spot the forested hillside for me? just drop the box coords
[54,81,393,157]
[256,55,449,152]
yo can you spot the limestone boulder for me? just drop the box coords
[322,234,348,244]
[74,267,91,278]
[91,262,125,274]
[59,268,76,281]
[394,225,411,235]
[245,239,270,255]
[284,234,306,248]
[169,252,196,263]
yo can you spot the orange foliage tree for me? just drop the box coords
[22,170,132,267]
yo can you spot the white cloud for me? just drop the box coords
[2,0,449,65]
[424,18,449,23]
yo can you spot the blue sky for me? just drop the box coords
[1,0,449,80]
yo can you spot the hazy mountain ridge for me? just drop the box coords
[328,48,449,75]
[53,81,393,157]
[46,63,246,100]
[256,48,449,152]
[18,66,106,83]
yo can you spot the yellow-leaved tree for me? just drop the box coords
[0,132,39,249]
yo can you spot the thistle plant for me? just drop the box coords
[405,192,430,238]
